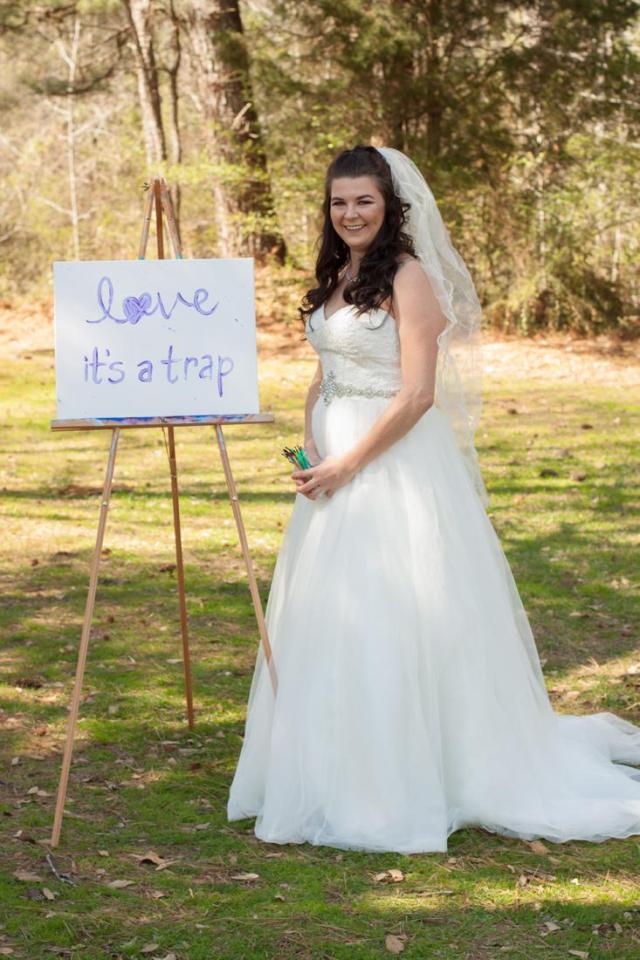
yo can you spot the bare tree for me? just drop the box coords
[121,0,167,166]
[164,0,182,231]
[40,14,90,259]
[121,0,184,235]
[183,0,285,260]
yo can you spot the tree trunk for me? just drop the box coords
[52,14,82,259]
[424,0,443,160]
[66,17,81,260]
[122,0,167,167]
[165,0,182,240]
[184,0,285,261]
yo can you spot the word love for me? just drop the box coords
[83,346,234,395]
[87,276,218,325]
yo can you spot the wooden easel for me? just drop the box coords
[50,178,278,847]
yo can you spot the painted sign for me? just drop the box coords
[53,258,259,420]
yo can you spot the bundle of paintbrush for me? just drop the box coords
[282,444,312,470]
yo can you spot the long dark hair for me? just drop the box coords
[300,145,416,327]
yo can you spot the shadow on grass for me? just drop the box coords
[2,750,640,960]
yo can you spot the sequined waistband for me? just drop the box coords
[319,370,399,405]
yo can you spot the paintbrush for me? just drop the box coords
[281,444,312,470]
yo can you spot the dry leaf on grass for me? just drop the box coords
[148,890,166,900]
[132,850,172,870]
[568,952,589,959]
[527,840,550,855]
[230,872,260,881]
[107,879,135,889]
[42,887,57,901]
[385,933,407,954]
[0,948,15,956]
[14,830,36,844]
[373,869,404,884]
[13,869,44,883]
[140,944,159,954]
[137,851,165,866]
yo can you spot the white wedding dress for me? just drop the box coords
[227,302,640,853]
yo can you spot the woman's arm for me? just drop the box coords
[301,361,323,467]
[292,262,447,499]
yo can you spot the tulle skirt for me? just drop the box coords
[226,396,640,853]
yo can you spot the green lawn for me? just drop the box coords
[1,338,639,959]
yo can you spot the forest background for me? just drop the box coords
[0,0,639,339]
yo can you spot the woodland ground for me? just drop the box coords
[0,295,639,960]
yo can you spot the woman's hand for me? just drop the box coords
[291,455,356,500]
[303,438,322,467]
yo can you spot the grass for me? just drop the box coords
[1,334,639,960]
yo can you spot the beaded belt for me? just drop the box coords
[319,370,398,406]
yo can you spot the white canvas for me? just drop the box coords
[53,258,259,420]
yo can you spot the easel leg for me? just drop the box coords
[215,426,278,696]
[51,428,120,847]
[167,426,195,728]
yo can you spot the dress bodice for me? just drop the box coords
[305,304,403,404]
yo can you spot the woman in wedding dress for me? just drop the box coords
[227,144,640,853]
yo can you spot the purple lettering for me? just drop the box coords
[156,292,181,320]
[193,289,217,315]
[217,355,234,397]
[87,346,108,384]
[107,360,125,384]
[87,276,221,325]
[184,356,198,378]
[121,294,154,325]
[161,344,181,384]
[198,355,213,380]
[137,359,153,383]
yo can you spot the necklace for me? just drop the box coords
[345,264,359,284]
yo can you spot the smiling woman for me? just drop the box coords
[329,178,385,258]
[301,146,418,337]
[226,144,640,855]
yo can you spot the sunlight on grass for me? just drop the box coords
[1,336,639,960]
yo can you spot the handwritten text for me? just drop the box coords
[87,276,219,325]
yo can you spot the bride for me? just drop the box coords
[227,144,640,853]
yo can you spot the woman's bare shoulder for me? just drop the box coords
[382,257,422,319]
[393,257,447,328]
[394,256,429,290]
[395,254,418,269]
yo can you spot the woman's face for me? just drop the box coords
[329,175,386,256]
